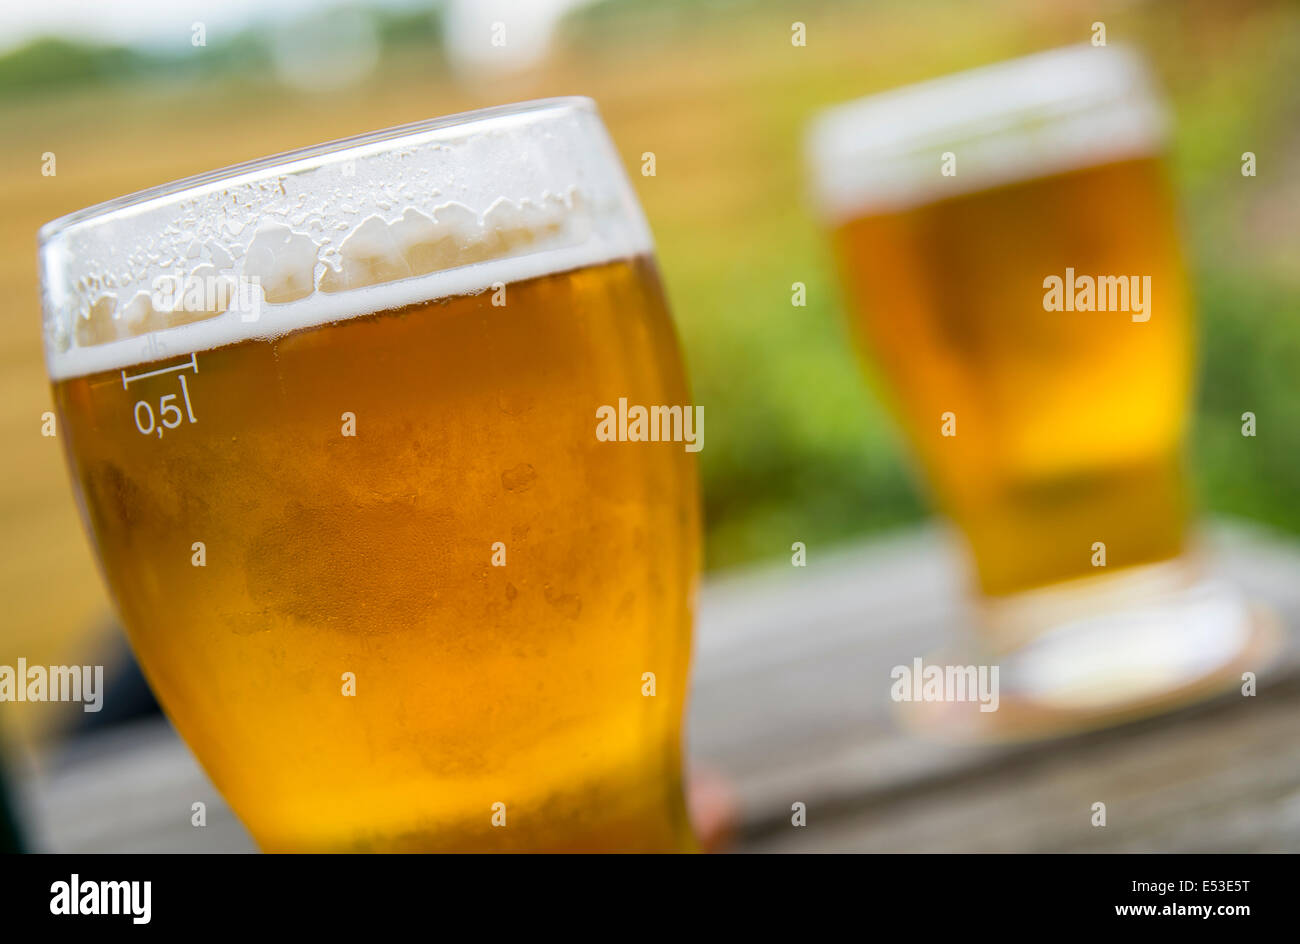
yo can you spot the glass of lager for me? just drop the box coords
[40,99,700,850]
[806,46,1276,736]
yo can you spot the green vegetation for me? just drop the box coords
[0,6,445,97]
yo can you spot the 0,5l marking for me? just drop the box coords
[128,355,199,438]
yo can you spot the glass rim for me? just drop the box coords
[38,96,597,245]
[804,43,1168,219]
[40,93,653,381]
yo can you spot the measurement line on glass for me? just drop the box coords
[120,352,199,389]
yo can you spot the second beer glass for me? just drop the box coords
[807,46,1269,731]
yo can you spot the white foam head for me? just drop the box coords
[805,44,1169,222]
[40,97,653,380]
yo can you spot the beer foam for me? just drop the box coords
[41,98,654,380]
[805,44,1169,221]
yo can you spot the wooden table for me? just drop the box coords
[16,521,1300,853]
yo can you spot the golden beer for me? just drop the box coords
[808,45,1193,599]
[830,156,1192,595]
[42,101,699,851]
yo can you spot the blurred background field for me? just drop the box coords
[1,0,1298,748]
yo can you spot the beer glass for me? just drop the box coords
[40,99,700,850]
[806,46,1272,733]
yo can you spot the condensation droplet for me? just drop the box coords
[500,464,537,492]
[544,586,582,620]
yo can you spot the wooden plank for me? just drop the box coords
[15,720,254,853]
[695,521,1300,851]
[742,676,1300,852]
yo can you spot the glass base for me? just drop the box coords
[894,558,1283,742]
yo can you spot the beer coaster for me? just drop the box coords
[891,597,1282,744]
